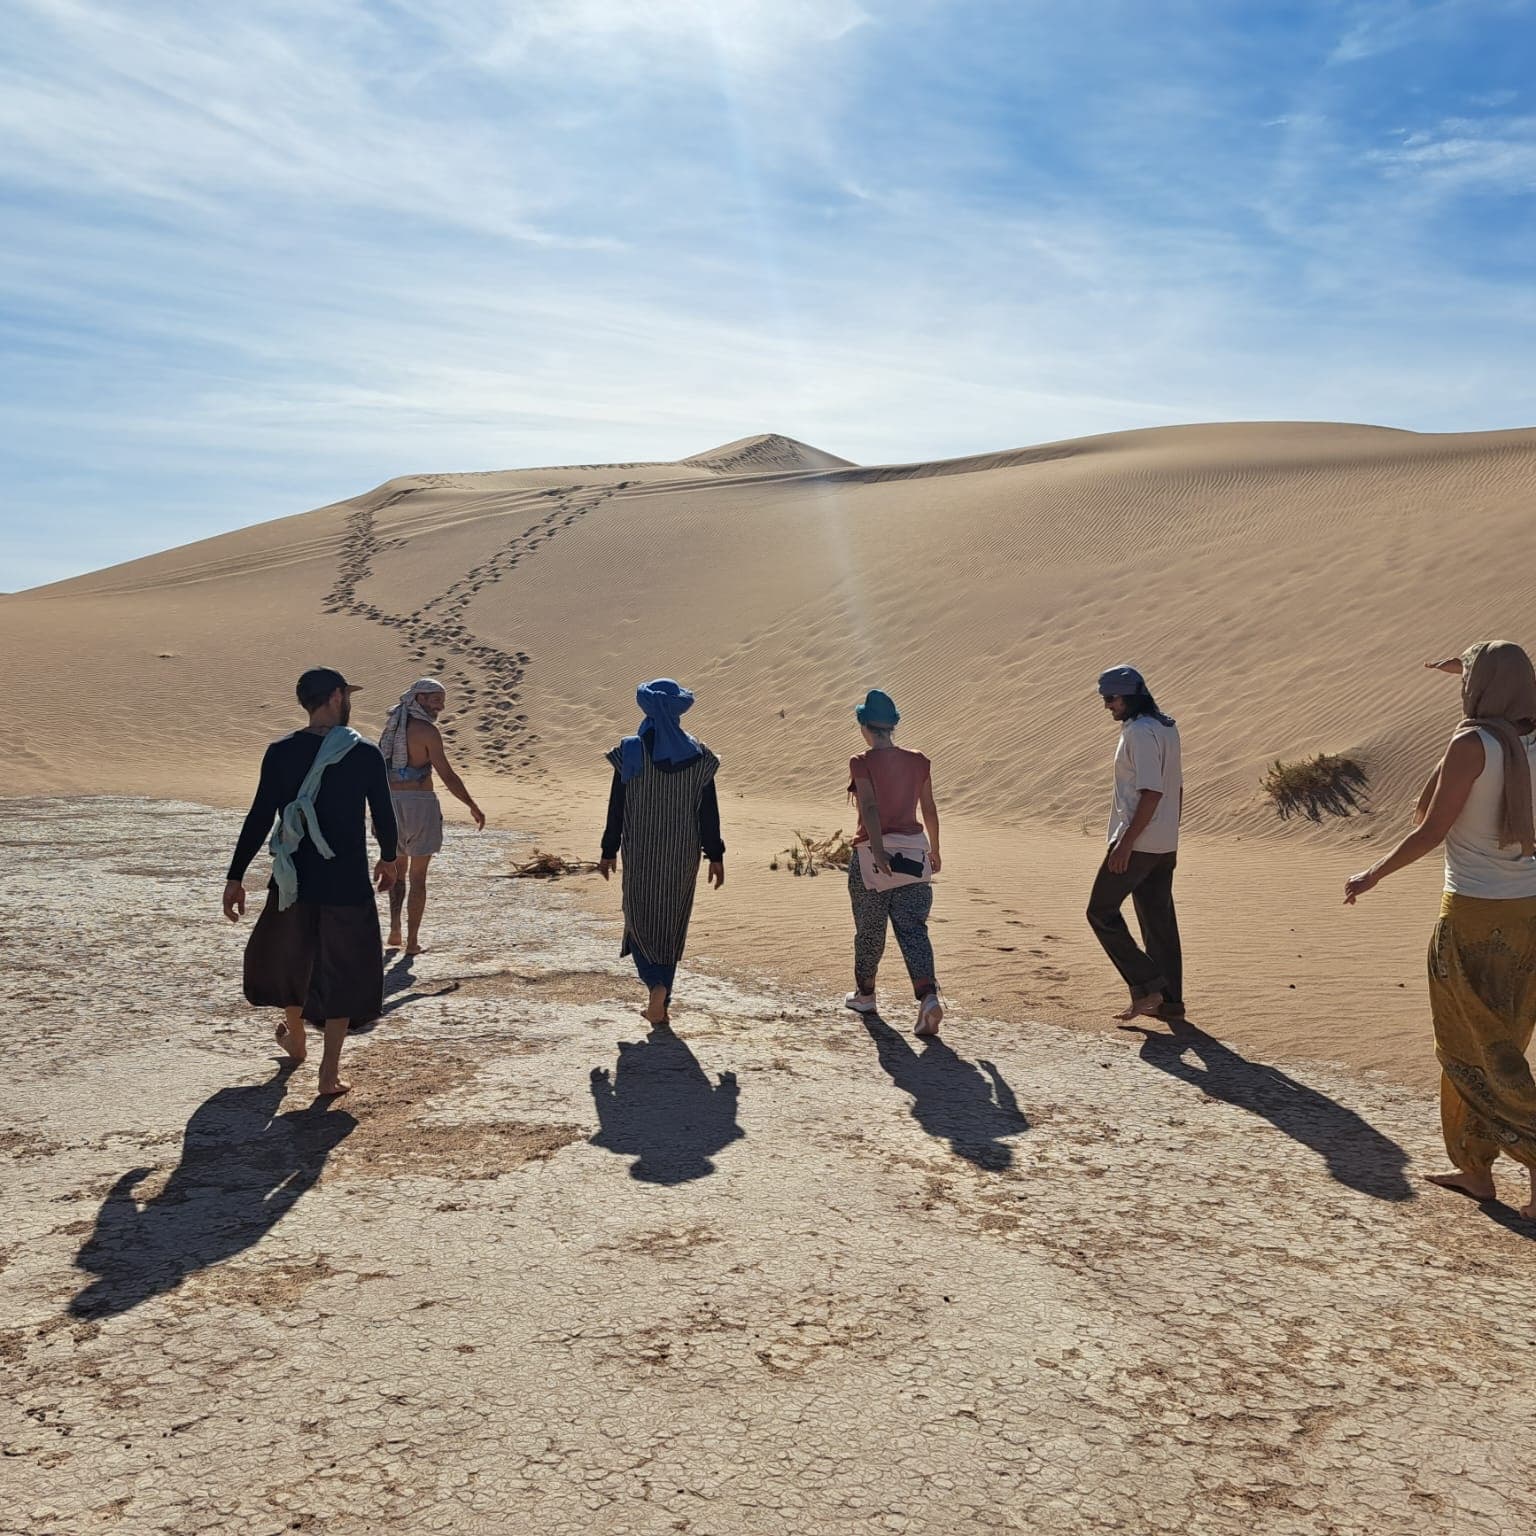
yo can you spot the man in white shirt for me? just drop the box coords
[1087,664,1185,1023]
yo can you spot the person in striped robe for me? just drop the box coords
[599,680,726,1025]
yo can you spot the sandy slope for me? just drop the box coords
[10,424,1536,1080]
[5,800,1534,1535]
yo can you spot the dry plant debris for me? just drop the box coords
[507,848,600,879]
[772,829,855,876]
[1261,754,1369,822]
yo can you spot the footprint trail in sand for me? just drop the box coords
[324,481,626,773]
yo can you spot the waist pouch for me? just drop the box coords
[857,831,932,892]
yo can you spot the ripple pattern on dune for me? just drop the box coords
[322,480,625,773]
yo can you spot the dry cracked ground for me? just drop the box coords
[2,798,1534,1536]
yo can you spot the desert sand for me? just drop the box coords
[6,423,1536,1532]
[5,801,1535,1535]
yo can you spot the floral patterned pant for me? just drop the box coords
[1430,891,1536,1174]
[849,856,937,1000]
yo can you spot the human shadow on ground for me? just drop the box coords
[589,1024,743,1184]
[68,1065,355,1319]
[1122,1018,1413,1202]
[1473,1199,1536,1242]
[862,1016,1028,1170]
[378,953,461,1019]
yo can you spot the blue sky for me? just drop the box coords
[3,0,1534,588]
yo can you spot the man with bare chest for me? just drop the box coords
[377,678,486,955]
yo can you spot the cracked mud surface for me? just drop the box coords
[3,797,1535,1535]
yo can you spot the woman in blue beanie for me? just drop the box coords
[845,689,945,1035]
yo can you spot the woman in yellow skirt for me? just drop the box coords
[1345,641,1536,1218]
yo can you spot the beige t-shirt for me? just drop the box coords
[1109,716,1182,855]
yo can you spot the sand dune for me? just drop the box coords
[683,431,857,475]
[12,420,1536,1079]
[18,420,1536,832]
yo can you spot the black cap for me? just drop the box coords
[295,667,359,710]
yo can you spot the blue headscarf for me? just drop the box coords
[617,679,703,783]
[1096,664,1176,727]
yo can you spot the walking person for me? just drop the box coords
[223,668,398,1097]
[1345,643,1536,1218]
[377,677,485,956]
[843,689,945,1036]
[1087,664,1185,1023]
[598,680,725,1026]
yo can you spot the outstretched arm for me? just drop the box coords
[1414,763,1442,827]
[1345,731,1482,903]
[426,725,485,829]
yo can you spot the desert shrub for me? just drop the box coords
[773,830,855,877]
[1261,755,1368,823]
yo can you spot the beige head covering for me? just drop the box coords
[1460,641,1536,855]
[379,677,446,774]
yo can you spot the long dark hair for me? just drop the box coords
[1122,690,1175,727]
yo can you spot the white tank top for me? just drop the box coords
[1443,727,1536,897]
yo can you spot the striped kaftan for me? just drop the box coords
[605,744,721,967]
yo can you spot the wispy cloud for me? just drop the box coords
[1327,0,1525,64]
[2,0,1535,587]
[1370,114,1536,192]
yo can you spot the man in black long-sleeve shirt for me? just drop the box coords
[224,668,399,1096]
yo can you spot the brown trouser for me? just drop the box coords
[1086,850,1183,1012]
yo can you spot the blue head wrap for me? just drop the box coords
[617,679,702,783]
[855,688,900,729]
[1097,664,1175,727]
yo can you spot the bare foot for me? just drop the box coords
[275,1012,307,1063]
[1426,1169,1497,1201]
[642,985,670,1026]
[405,941,425,957]
[386,931,403,949]
[317,1078,352,1098]
[1115,992,1164,1022]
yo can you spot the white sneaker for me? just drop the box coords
[844,991,878,1014]
[915,993,944,1036]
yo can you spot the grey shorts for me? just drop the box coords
[392,792,444,857]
